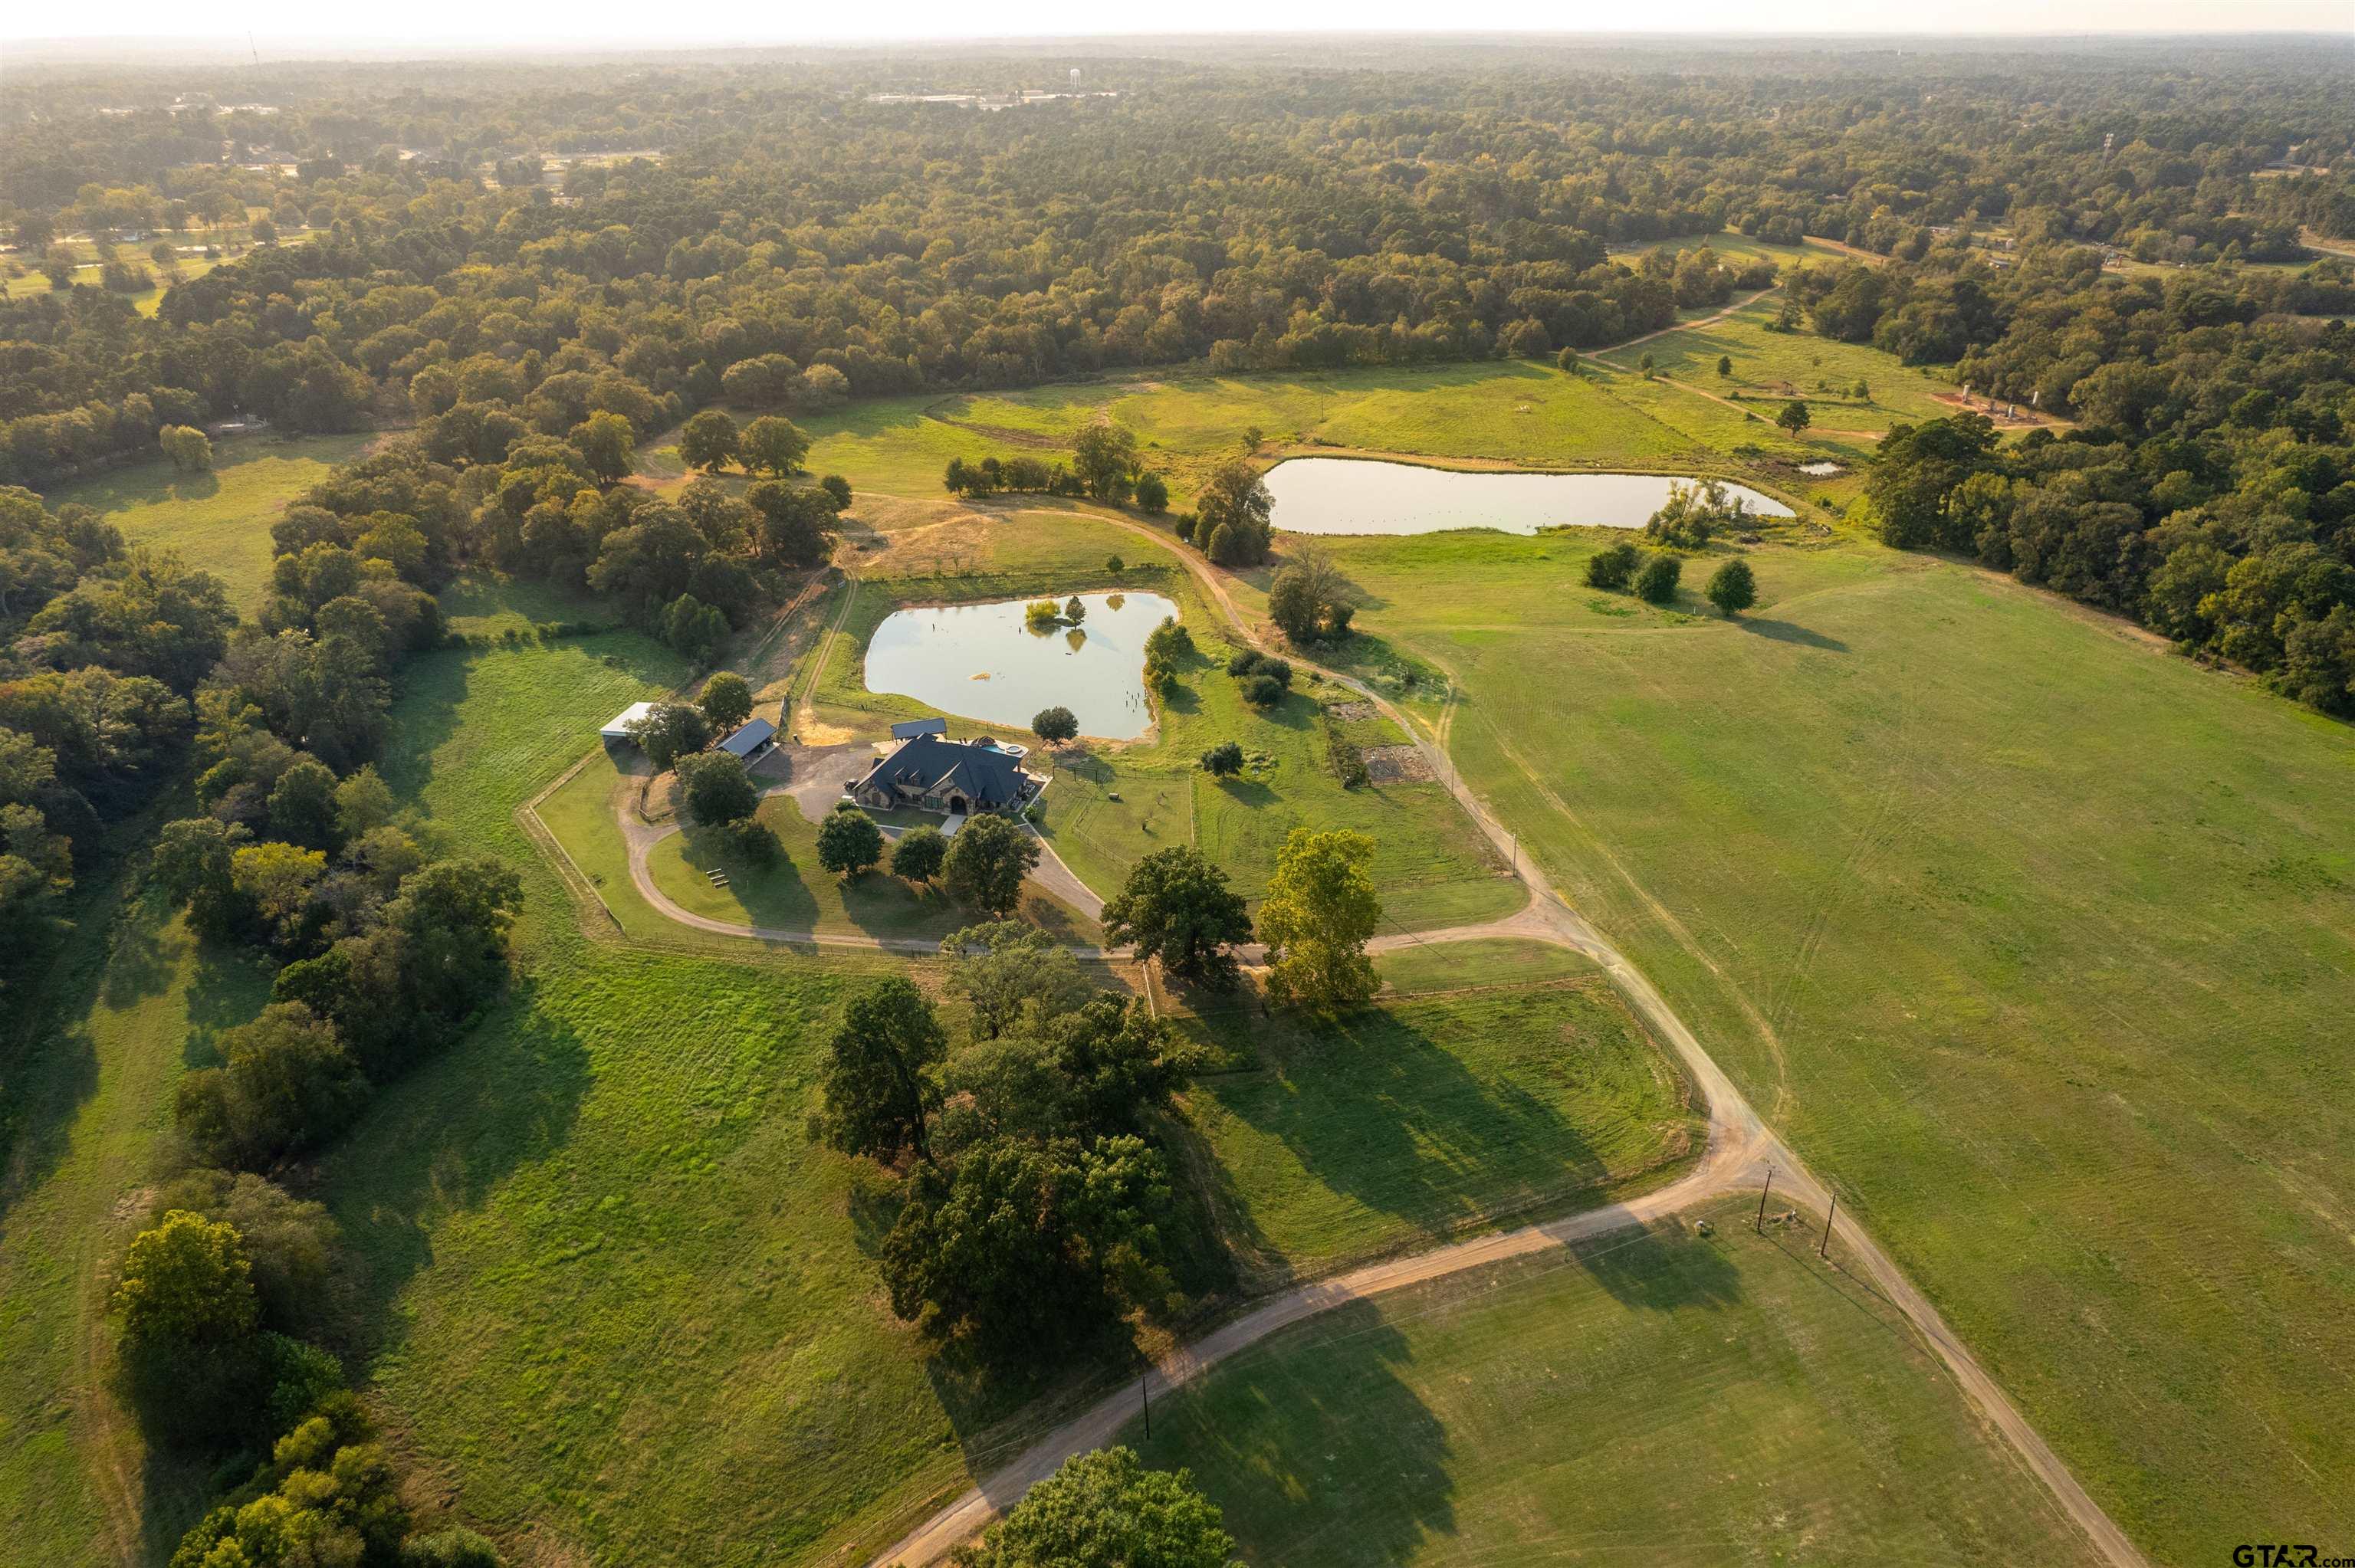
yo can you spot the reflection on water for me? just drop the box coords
[865,590,1178,740]
[1264,457,1795,535]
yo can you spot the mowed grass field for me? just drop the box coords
[1124,1194,2105,1568]
[1174,972,1703,1288]
[1304,524,2355,1560]
[38,432,377,611]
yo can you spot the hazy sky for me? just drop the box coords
[9,0,2353,45]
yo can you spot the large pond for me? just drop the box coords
[864,590,1178,740]
[1263,457,1794,536]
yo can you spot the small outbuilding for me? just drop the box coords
[717,717,777,762]
[601,701,659,744]
[889,716,949,740]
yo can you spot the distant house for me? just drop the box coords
[600,701,659,744]
[851,733,1037,815]
[717,717,777,762]
[889,716,949,740]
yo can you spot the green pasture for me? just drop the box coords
[1174,978,1702,1286]
[38,432,376,612]
[1126,1194,2105,1567]
[1316,523,2355,1561]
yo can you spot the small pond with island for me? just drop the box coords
[1263,456,1793,536]
[863,589,1178,741]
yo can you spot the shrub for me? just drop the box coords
[1635,553,1683,604]
[1707,557,1759,617]
[1238,672,1285,707]
[1200,740,1244,777]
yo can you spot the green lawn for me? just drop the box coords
[1320,525,2355,1561]
[1125,1194,2105,1568]
[38,432,377,612]
[1175,978,1702,1288]
[647,791,1097,944]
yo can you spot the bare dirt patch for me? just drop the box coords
[1363,743,1434,783]
[1325,700,1375,721]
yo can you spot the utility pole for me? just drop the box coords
[1819,1190,1835,1258]
[1756,1166,1773,1233]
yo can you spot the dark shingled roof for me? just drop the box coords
[855,733,1029,811]
[889,716,950,740]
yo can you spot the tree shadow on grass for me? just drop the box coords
[323,976,592,1358]
[1559,1212,1743,1313]
[1200,1002,1612,1256]
[1739,617,1849,652]
[181,943,277,1068]
[1125,1300,1457,1568]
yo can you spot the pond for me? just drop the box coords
[864,590,1178,741]
[1263,457,1794,536]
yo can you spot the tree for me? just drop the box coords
[1716,355,1733,377]
[153,815,251,937]
[1634,553,1683,604]
[267,756,343,848]
[1267,569,1321,643]
[231,841,327,949]
[1256,827,1380,1011]
[678,752,760,826]
[1133,473,1169,513]
[1775,399,1812,435]
[1072,418,1140,503]
[820,975,947,1164]
[892,824,948,884]
[1100,845,1253,989]
[176,1002,368,1170]
[1706,558,1759,617]
[941,811,1040,916]
[881,1133,1172,1347]
[747,479,839,566]
[1556,346,1581,374]
[1644,480,1749,549]
[817,802,885,878]
[1199,740,1243,777]
[625,702,712,772]
[570,411,637,484]
[940,920,1093,1039]
[146,1169,341,1338]
[818,474,853,510]
[1585,540,1642,590]
[678,409,741,472]
[1195,459,1273,565]
[112,1210,258,1350]
[698,671,753,733]
[960,1448,1237,1568]
[661,593,731,664]
[159,425,213,472]
[1031,706,1079,745]
[741,415,812,476]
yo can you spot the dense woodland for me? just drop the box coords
[2,35,2353,1567]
